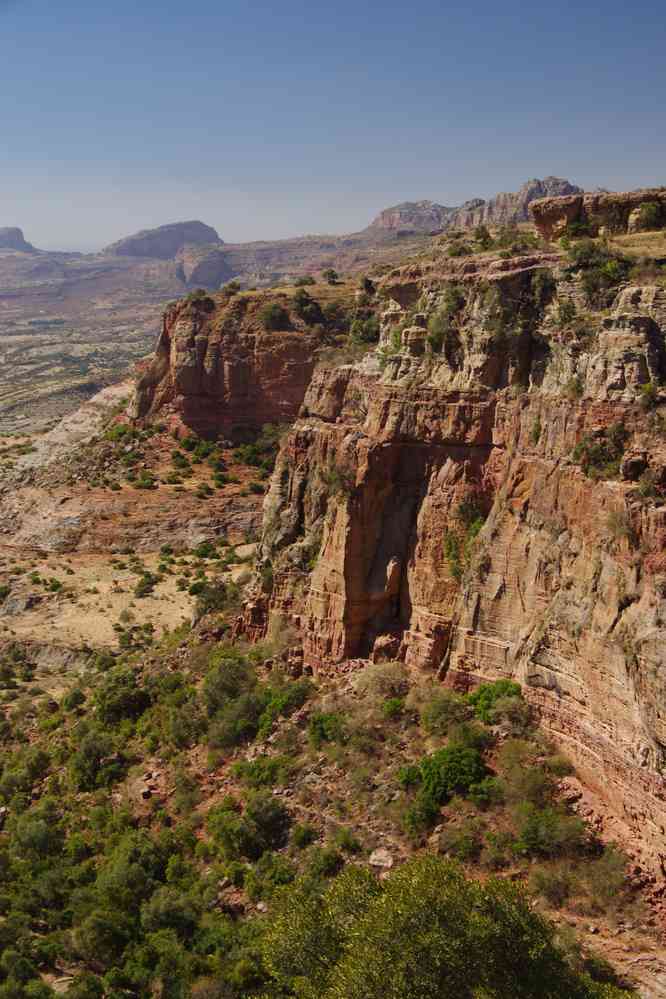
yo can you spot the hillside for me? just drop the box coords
[2,191,666,996]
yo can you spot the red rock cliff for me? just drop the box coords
[242,249,666,868]
[132,291,323,438]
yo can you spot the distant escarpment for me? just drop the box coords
[367,177,581,234]
[0,226,36,253]
[531,187,666,241]
[104,219,222,259]
[230,239,666,870]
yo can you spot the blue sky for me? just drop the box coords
[1,0,665,250]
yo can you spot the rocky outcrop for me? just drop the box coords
[104,220,222,259]
[367,178,581,234]
[448,177,582,230]
[132,291,324,437]
[531,187,666,241]
[240,250,666,870]
[367,200,456,233]
[175,244,234,288]
[0,227,36,253]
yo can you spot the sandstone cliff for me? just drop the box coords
[132,290,328,438]
[366,177,581,234]
[531,187,666,241]
[230,245,666,870]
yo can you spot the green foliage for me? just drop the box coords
[262,856,616,999]
[467,679,522,723]
[322,268,339,284]
[308,711,347,748]
[637,200,665,230]
[207,791,291,861]
[231,754,294,788]
[566,240,631,307]
[294,275,316,286]
[427,285,465,354]
[349,315,380,344]
[94,667,150,724]
[420,745,487,805]
[639,381,658,410]
[420,688,471,736]
[442,498,486,580]
[572,423,628,479]
[259,302,290,331]
[292,288,324,325]
[513,803,587,858]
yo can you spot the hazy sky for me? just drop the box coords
[1,0,665,251]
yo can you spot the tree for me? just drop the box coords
[259,303,290,331]
[262,857,623,999]
[322,268,339,285]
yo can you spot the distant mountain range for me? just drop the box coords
[0,175,582,433]
[2,176,582,287]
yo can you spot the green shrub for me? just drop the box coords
[261,856,618,999]
[572,423,628,479]
[420,746,487,805]
[207,791,290,860]
[637,201,665,231]
[468,776,505,810]
[420,688,471,736]
[308,845,344,878]
[467,679,522,723]
[530,863,578,907]
[438,818,484,861]
[94,667,150,724]
[259,303,290,331]
[62,687,86,711]
[513,803,587,858]
[231,755,293,788]
[291,822,317,849]
[308,711,347,748]
[381,696,404,719]
[245,851,296,901]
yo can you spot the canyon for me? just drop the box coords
[3,186,666,996]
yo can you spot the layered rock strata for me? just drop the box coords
[132,292,322,437]
[531,188,666,241]
[240,250,666,867]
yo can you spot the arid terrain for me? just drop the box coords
[0,177,578,433]
[3,187,666,998]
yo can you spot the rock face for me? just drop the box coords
[366,178,581,234]
[175,244,234,289]
[104,220,222,259]
[234,249,666,870]
[449,177,582,229]
[0,227,36,252]
[367,200,456,233]
[132,291,323,438]
[531,187,666,241]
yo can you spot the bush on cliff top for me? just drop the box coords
[259,302,290,331]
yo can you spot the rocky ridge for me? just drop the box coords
[531,188,666,241]
[368,177,582,234]
[213,240,666,876]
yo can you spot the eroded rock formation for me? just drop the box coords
[132,291,323,437]
[531,188,666,241]
[236,249,666,869]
